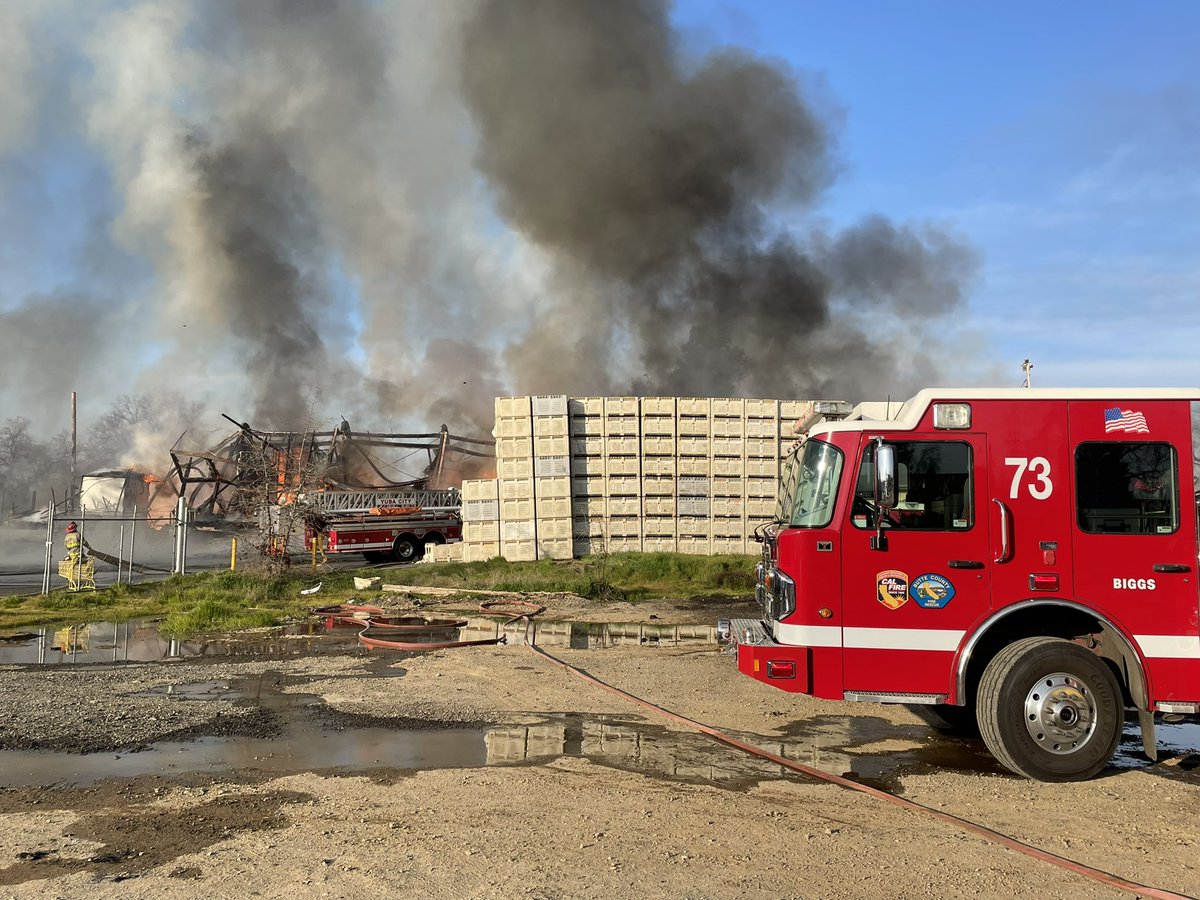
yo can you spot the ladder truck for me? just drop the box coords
[725,388,1200,781]
[302,488,462,563]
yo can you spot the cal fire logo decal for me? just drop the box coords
[910,574,955,609]
[876,570,909,610]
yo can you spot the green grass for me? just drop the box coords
[388,551,758,600]
[0,552,757,639]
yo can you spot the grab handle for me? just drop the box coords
[993,499,1013,564]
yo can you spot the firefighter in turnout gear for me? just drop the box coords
[60,521,95,590]
[64,521,89,560]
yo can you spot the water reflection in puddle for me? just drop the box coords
[0,671,1000,793]
[0,710,895,791]
[1114,719,1200,771]
[0,616,719,666]
[0,673,1192,790]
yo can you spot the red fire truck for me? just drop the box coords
[302,488,462,563]
[727,388,1200,781]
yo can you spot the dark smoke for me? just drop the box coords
[461,0,979,400]
[189,130,330,427]
[1,0,989,483]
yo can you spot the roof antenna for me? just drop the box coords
[1021,359,1034,388]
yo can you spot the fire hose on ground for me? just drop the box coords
[311,603,508,651]
[311,600,1187,898]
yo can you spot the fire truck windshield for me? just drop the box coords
[787,439,844,527]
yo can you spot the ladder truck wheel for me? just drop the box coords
[391,534,422,563]
[977,636,1122,782]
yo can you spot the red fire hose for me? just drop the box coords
[312,600,1187,896]
[522,632,1191,900]
[310,604,505,651]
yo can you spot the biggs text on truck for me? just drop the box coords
[727,388,1200,782]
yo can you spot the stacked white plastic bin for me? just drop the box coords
[744,399,782,552]
[461,478,500,561]
[531,395,573,560]
[640,397,677,552]
[675,397,712,555]
[569,397,606,557]
[494,397,536,561]
[708,398,746,554]
[457,394,818,562]
[603,397,643,552]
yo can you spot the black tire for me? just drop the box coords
[908,703,979,736]
[977,636,1122,782]
[391,535,422,563]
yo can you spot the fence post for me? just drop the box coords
[41,504,55,595]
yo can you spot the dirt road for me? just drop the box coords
[0,593,1197,898]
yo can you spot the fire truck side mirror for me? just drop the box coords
[875,443,898,510]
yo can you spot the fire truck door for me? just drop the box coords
[1067,400,1200,701]
[984,402,1078,613]
[841,435,991,696]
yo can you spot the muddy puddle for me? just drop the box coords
[1114,719,1200,772]
[0,669,1013,793]
[2,621,1193,792]
[0,615,719,665]
[0,673,1189,792]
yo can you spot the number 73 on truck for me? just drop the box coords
[724,388,1200,781]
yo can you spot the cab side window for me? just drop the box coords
[852,442,973,531]
[1075,442,1178,534]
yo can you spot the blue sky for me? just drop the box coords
[676,1,1200,387]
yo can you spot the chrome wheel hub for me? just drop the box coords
[1023,673,1097,755]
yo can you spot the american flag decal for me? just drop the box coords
[1104,407,1149,434]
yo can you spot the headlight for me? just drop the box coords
[774,570,796,619]
[762,568,796,621]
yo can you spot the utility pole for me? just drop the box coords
[1021,359,1034,388]
[70,391,77,513]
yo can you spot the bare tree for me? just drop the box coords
[85,392,207,470]
[0,417,71,515]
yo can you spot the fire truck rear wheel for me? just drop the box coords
[391,535,422,563]
[978,636,1122,782]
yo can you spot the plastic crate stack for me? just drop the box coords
[639,397,678,552]
[460,477,500,561]
[456,395,818,562]
[744,399,784,542]
[568,397,606,557]
[493,396,535,561]
[531,395,573,560]
[603,397,643,553]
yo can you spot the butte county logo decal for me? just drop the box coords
[910,573,955,609]
[876,570,909,610]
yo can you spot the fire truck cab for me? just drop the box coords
[730,388,1200,781]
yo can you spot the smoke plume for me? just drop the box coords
[461,0,979,400]
[0,0,987,467]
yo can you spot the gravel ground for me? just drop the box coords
[0,596,1197,898]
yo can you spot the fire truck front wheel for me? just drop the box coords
[978,636,1122,782]
[391,535,423,563]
